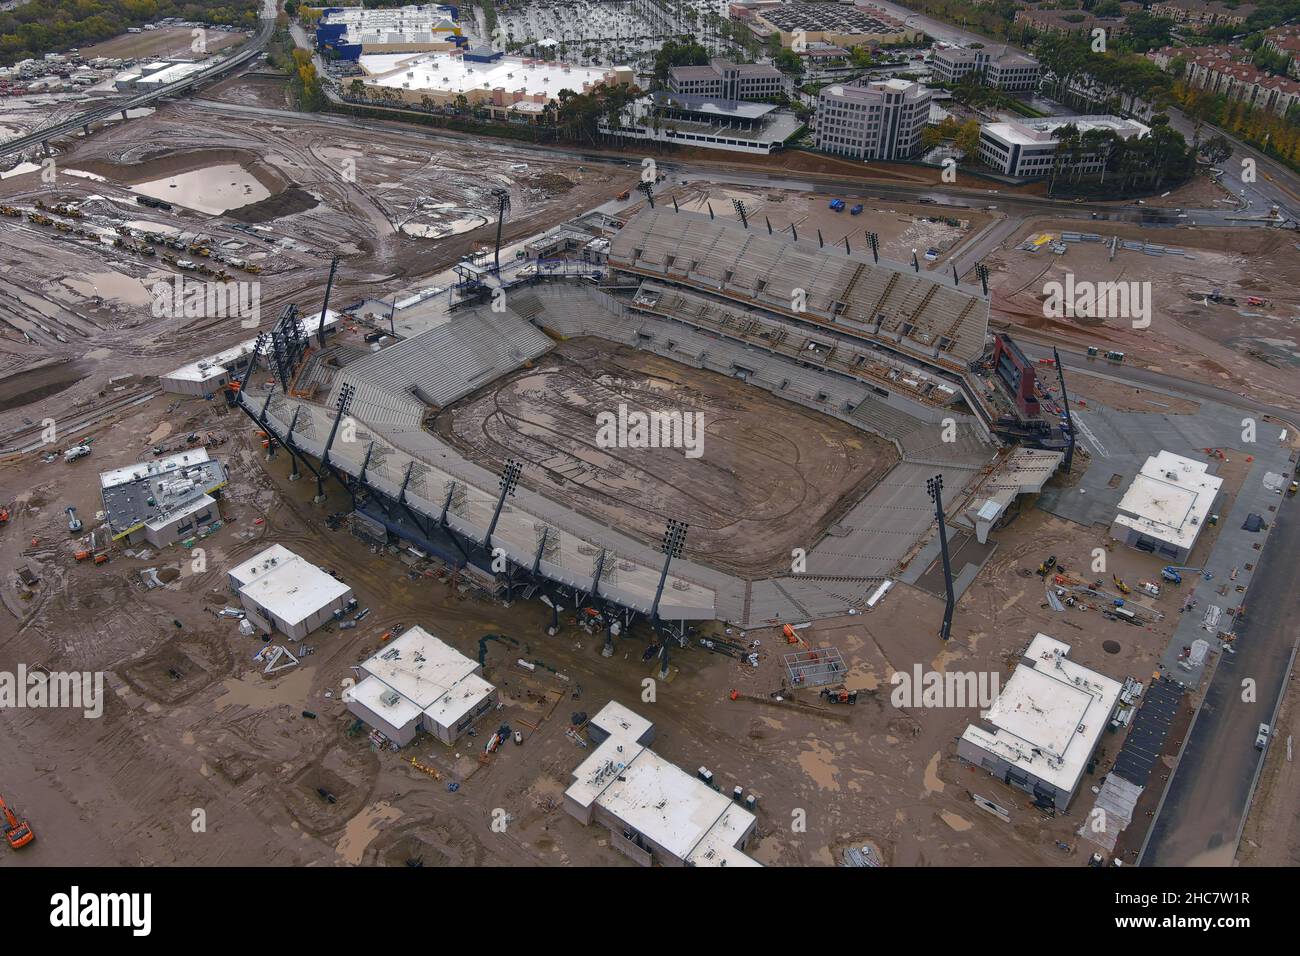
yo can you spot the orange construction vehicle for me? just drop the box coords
[0,793,34,849]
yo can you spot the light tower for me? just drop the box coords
[731,198,748,229]
[653,518,689,678]
[485,458,522,550]
[491,188,511,273]
[926,474,955,643]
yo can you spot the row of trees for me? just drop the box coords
[922,115,980,155]
[343,74,644,146]
[1173,80,1300,171]
[1036,33,1173,113]
[0,0,258,66]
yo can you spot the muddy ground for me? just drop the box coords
[0,98,635,439]
[983,216,1300,410]
[433,338,899,576]
[80,26,249,62]
[0,377,1215,868]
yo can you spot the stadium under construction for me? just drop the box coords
[233,205,1069,659]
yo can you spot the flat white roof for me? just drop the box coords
[160,310,343,383]
[360,50,626,99]
[346,674,424,730]
[960,634,1123,795]
[1114,450,1222,551]
[566,702,760,866]
[230,544,351,627]
[136,61,207,85]
[592,699,654,743]
[351,626,494,729]
[144,492,215,530]
[984,114,1150,147]
[100,447,210,489]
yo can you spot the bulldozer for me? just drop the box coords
[0,793,34,850]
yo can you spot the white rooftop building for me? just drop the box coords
[114,58,207,91]
[159,310,342,396]
[564,702,761,867]
[343,626,497,746]
[228,544,353,641]
[978,115,1150,179]
[957,634,1124,810]
[356,50,633,115]
[1110,450,1223,563]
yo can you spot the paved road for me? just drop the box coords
[1016,340,1299,426]
[1140,499,1300,866]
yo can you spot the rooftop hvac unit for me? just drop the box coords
[380,689,402,707]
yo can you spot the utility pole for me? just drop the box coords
[927,474,955,643]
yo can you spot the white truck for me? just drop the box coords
[63,444,91,463]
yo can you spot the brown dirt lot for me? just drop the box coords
[80,27,249,62]
[983,216,1300,408]
[434,338,899,576]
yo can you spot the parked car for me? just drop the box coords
[1256,723,1271,750]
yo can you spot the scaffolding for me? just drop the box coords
[784,646,846,687]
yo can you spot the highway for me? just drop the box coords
[0,5,276,161]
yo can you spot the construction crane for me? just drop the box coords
[1161,565,1207,584]
[0,793,34,849]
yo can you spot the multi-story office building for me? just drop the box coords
[930,44,1040,92]
[667,58,785,101]
[815,78,931,161]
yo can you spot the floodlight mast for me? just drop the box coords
[653,518,689,678]
[927,475,954,643]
